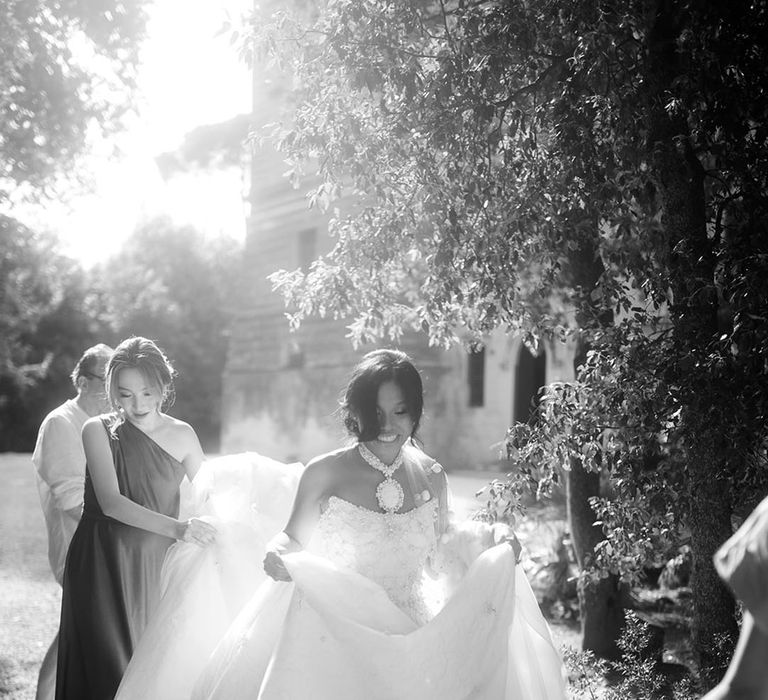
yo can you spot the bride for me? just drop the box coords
[116,349,568,699]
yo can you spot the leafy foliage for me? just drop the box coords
[91,218,244,450]
[0,0,149,200]
[260,0,662,347]
[259,0,768,345]
[0,216,108,449]
[249,0,768,669]
[0,217,244,453]
[565,612,701,699]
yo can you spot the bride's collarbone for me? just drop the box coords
[328,477,419,515]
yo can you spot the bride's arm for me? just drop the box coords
[83,419,215,546]
[264,457,331,581]
[425,466,521,582]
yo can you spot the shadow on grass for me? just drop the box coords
[0,654,23,698]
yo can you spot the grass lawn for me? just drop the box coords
[0,454,580,699]
[1,453,60,700]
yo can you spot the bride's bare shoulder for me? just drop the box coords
[307,444,358,466]
[302,445,357,483]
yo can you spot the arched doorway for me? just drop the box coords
[513,344,547,424]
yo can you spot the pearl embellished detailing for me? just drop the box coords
[358,443,405,514]
[311,496,439,624]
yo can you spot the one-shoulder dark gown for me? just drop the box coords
[55,417,185,700]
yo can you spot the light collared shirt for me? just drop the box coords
[31,398,89,584]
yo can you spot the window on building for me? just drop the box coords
[297,228,318,270]
[513,345,546,423]
[468,347,485,407]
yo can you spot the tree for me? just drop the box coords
[93,218,243,451]
[0,1,150,428]
[0,217,245,452]
[0,216,107,450]
[0,0,150,201]
[253,0,768,681]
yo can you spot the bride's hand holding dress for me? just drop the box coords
[263,531,303,582]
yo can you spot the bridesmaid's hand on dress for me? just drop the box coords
[263,550,292,582]
[179,517,217,546]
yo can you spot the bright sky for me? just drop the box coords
[31,0,254,267]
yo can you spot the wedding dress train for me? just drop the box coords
[116,453,568,699]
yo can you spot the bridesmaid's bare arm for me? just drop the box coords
[171,420,205,482]
[83,418,214,545]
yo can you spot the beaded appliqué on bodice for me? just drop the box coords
[309,496,438,625]
[358,443,405,514]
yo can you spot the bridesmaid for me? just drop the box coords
[55,336,217,700]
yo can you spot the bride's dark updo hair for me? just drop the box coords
[340,349,423,442]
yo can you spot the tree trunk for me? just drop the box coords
[687,433,738,684]
[563,258,624,658]
[567,460,625,658]
[645,0,738,683]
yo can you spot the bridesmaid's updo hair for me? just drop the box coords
[106,336,177,413]
[341,349,423,442]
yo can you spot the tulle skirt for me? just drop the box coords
[115,453,568,700]
[115,453,302,700]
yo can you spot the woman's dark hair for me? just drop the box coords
[106,336,177,413]
[340,349,423,442]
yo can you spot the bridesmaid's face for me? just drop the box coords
[115,367,164,427]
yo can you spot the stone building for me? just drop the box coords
[220,83,576,470]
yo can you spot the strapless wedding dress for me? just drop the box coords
[116,454,568,699]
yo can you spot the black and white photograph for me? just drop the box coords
[2,1,767,698]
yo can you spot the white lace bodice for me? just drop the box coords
[308,496,438,624]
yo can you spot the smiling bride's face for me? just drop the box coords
[370,380,414,450]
